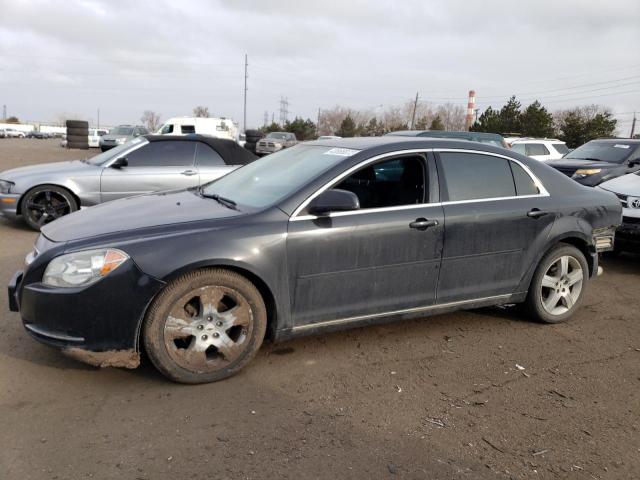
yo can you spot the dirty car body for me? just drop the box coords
[8,138,621,375]
[0,135,256,227]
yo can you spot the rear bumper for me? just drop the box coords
[0,193,20,218]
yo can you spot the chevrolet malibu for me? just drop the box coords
[8,137,621,383]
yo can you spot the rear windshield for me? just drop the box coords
[565,142,637,164]
[111,127,134,135]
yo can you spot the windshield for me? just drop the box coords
[111,127,134,136]
[201,145,357,209]
[86,137,147,165]
[565,142,637,164]
[266,132,289,140]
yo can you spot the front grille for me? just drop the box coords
[622,216,640,225]
[258,141,266,147]
[268,142,275,147]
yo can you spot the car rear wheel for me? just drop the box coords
[523,244,588,323]
[21,185,78,230]
[143,269,267,384]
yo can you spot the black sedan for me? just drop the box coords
[8,137,621,383]
[546,139,640,186]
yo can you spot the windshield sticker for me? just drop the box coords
[614,144,630,149]
[323,148,360,157]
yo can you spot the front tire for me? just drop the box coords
[523,243,589,323]
[143,269,267,384]
[21,185,78,230]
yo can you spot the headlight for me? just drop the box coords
[0,179,14,194]
[43,248,129,288]
[574,168,602,176]
[115,137,127,144]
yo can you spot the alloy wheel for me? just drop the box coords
[25,190,72,227]
[163,285,253,373]
[539,255,583,316]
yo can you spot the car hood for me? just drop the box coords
[546,159,620,169]
[101,134,131,141]
[0,160,95,181]
[599,173,640,196]
[41,189,244,242]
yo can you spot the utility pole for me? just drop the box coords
[316,107,321,136]
[97,108,100,128]
[474,108,479,123]
[630,112,637,139]
[2,104,6,121]
[410,92,419,129]
[279,96,289,125]
[243,54,248,133]
[263,111,268,127]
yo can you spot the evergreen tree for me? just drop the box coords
[429,115,445,131]
[520,101,554,137]
[336,114,357,137]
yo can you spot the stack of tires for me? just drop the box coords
[66,120,89,150]
[244,129,263,154]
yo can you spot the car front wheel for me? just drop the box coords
[524,243,589,323]
[143,269,267,384]
[21,185,78,230]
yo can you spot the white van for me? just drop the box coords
[157,117,239,142]
[88,128,109,148]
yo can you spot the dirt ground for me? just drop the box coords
[0,139,639,480]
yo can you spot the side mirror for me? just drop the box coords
[308,189,360,216]
[111,157,128,169]
[628,159,640,168]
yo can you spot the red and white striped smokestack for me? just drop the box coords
[465,90,476,131]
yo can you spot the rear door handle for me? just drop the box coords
[181,170,198,176]
[409,218,438,230]
[527,208,549,219]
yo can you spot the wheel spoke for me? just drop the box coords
[37,213,49,226]
[165,315,197,340]
[212,332,241,362]
[562,293,575,309]
[44,191,52,203]
[26,201,45,212]
[544,291,562,312]
[566,270,582,287]
[52,202,69,212]
[181,341,208,369]
[199,288,225,315]
[541,274,558,289]
[222,304,251,327]
[559,256,569,276]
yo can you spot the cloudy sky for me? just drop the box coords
[1,0,638,133]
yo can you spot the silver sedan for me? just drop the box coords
[0,135,256,230]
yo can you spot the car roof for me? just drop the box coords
[304,135,510,153]
[388,130,505,140]
[511,138,564,143]
[589,138,640,144]
[144,134,257,165]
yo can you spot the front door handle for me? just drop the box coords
[409,218,438,230]
[181,170,198,176]
[527,208,549,219]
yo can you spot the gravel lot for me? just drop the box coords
[1,139,639,479]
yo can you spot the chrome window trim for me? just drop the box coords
[290,148,549,222]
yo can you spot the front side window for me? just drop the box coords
[439,152,540,201]
[160,124,174,134]
[125,141,196,167]
[335,156,425,209]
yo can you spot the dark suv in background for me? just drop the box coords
[546,139,640,186]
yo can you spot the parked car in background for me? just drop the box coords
[509,138,569,161]
[99,125,149,151]
[3,128,26,138]
[26,131,50,139]
[599,172,640,252]
[256,132,297,155]
[387,130,509,148]
[88,128,109,148]
[7,137,620,383]
[0,135,256,230]
[0,129,6,138]
[546,139,640,186]
[157,117,239,142]
[317,135,342,140]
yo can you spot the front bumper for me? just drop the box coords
[9,259,165,360]
[256,144,283,154]
[0,193,21,219]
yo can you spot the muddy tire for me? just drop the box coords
[21,185,78,230]
[65,120,89,129]
[523,243,589,324]
[143,268,267,384]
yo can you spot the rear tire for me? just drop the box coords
[523,243,589,323]
[143,268,267,384]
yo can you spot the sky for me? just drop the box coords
[0,0,639,133]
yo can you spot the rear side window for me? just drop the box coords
[511,143,526,154]
[552,143,569,155]
[439,152,515,201]
[181,125,196,134]
[510,162,539,195]
[196,143,224,166]
[526,144,550,156]
[126,141,196,167]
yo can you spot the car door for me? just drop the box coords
[100,140,198,202]
[435,149,556,303]
[286,152,444,326]
[195,142,234,184]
